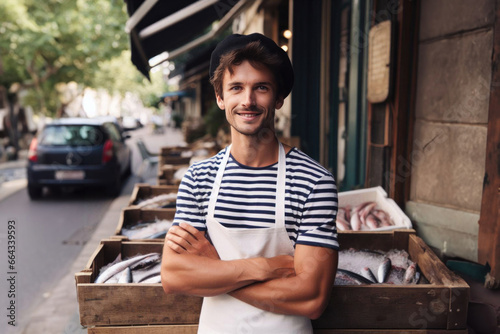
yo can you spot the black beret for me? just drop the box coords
[209,33,294,97]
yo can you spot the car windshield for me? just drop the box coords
[39,125,104,146]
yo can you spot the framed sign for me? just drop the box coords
[367,20,392,103]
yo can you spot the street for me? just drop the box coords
[0,125,184,333]
[0,183,114,327]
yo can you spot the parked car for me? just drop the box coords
[27,117,132,199]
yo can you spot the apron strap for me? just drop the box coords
[275,142,286,229]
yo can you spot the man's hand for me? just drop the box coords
[166,222,220,259]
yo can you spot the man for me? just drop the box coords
[161,33,339,333]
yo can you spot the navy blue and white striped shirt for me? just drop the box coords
[174,147,339,250]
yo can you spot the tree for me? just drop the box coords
[0,0,130,115]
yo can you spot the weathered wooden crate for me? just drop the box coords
[87,325,198,333]
[114,207,176,240]
[159,146,192,166]
[76,231,468,332]
[128,183,179,208]
[157,164,189,186]
[312,230,469,332]
[75,239,203,327]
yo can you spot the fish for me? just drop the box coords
[137,193,177,209]
[121,219,173,240]
[336,248,422,286]
[336,217,351,231]
[403,263,417,284]
[360,267,378,283]
[337,202,395,230]
[133,263,161,283]
[95,253,159,283]
[365,214,379,229]
[336,269,374,285]
[129,253,161,271]
[118,267,133,283]
[350,210,362,231]
[377,257,392,283]
[141,274,162,284]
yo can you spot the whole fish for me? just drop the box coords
[336,268,374,285]
[403,263,417,284]
[95,253,159,283]
[377,257,392,283]
[350,210,361,231]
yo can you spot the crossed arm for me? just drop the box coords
[160,223,338,319]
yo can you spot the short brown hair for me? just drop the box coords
[210,41,285,98]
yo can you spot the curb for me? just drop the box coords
[0,179,27,203]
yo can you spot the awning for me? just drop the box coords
[124,0,254,79]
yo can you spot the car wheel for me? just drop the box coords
[28,184,43,200]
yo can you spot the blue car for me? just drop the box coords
[27,117,132,199]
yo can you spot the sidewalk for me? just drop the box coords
[0,150,28,203]
[13,126,186,334]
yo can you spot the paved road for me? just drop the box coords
[0,125,184,333]
[0,183,115,327]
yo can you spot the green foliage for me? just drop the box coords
[203,103,227,137]
[0,0,144,115]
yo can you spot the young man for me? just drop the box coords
[161,33,339,333]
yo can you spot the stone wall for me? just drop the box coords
[405,0,494,261]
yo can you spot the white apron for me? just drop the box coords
[198,143,312,334]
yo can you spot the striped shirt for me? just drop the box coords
[174,147,339,250]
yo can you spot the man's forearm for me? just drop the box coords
[161,247,295,297]
[229,247,337,319]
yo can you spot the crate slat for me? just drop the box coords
[88,325,198,334]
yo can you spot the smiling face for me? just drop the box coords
[216,60,284,138]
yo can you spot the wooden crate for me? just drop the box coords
[312,230,469,331]
[87,325,198,333]
[159,146,192,165]
[114,207,176,240]
[87,327,466,334]
[77,231,468,331]
[75,239,203,327]
[128,183,179,207]
[157,164,189,186]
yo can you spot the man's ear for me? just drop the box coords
[216,93,225,110]
[275,96,284,110]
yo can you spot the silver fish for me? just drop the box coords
[377,257,392,283]
[121,220,173,240]
[133,262,161,283]
[141,274,162,284]
[336,269,373,285]
[118,267,133,283]
[129,253,161,271]
[360,267,378,283]
[95,253,159,283]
